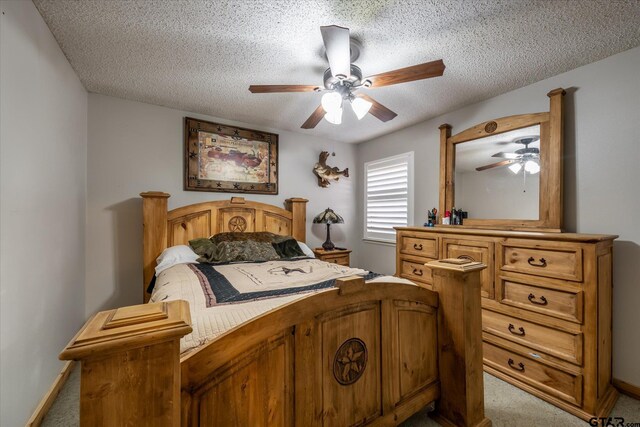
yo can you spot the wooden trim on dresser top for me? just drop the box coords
[140,192,308,302]
[395,226,618,243]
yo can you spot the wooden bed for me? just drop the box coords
[61,192,490,427]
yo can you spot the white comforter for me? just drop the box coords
[150,259,414,354]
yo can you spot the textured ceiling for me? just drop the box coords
[33,0,640,143]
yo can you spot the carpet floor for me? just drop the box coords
[42,365,639,426]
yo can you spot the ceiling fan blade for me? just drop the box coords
[358,94,398,122]
[491,152,521,159]
[301,105,325,129]
[320,25,351,79]
[476,159,516,172]
[249,85,319,93]
[365,59,445,88]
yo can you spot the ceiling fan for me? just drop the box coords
[476,136,541,174]
[248,25,445,129]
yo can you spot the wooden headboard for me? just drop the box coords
[140,192,308,302]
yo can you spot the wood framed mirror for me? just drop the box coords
[439,88,565,232]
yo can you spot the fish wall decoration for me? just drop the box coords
[313,151,349,188]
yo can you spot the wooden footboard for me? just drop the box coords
[180,277,439,426]
[62,266,489,426]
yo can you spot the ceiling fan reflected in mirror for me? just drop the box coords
[248,25,445,128]
[476,136,541,175]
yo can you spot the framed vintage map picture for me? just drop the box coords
[184,117,278,194]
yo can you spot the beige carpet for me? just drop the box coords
[402,374,640,427]
[42,365,639,426]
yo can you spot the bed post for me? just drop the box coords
[427,260,491,427]
[285,197,308,242]
[141,191,170,303]
[59,300,192,426]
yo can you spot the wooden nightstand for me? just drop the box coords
[313,248,351,266]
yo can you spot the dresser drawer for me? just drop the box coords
[483,341,583,406]
[398,257,433,285]
[498,240,583,282]
[324,255,349,266]
[482,310,582,365]
[497,277,583,323]
[442,238,494,299]
[398,233,438,258]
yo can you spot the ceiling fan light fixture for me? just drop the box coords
[525,160,540,174]
[509,162,523,174]
[249,25,444,129]
[321,91,342,114]
[351,97,372,120]
[324,107,343,125]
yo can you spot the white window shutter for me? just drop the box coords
[364,152,414,242]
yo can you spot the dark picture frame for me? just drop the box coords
[184,117,278,194]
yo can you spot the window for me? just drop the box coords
[364,152,414,243]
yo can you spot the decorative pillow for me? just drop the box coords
[215,240,280,263]
[272,238,305,258]
[210,231,279,244]
[297,241,315,258]
[189,238,217,262]
[190,232,305,263]
[155,245,199,275]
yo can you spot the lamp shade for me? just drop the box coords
[524,160,540,174]
[321,92,342,114]
[313,208,344,224]
[351,97,372,120]
[508,162,522,174]
[324,107,343,125]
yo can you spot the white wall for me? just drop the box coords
[86,94,357,315]
[0,2,87,426]
[356,46,640,385]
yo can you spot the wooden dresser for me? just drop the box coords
[395,226,618,421]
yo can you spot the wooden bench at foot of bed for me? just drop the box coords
[61,264,491,427]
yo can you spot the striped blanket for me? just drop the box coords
[150,260,413,354]
[188,259,381,306]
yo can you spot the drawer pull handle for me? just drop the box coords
[507,358,525,372]
[508,323,525,336]
[412,268,424,276]
[528,293,548,305]
[413,243,423,250]
[457,255,475,261]
[527,257,547,267]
